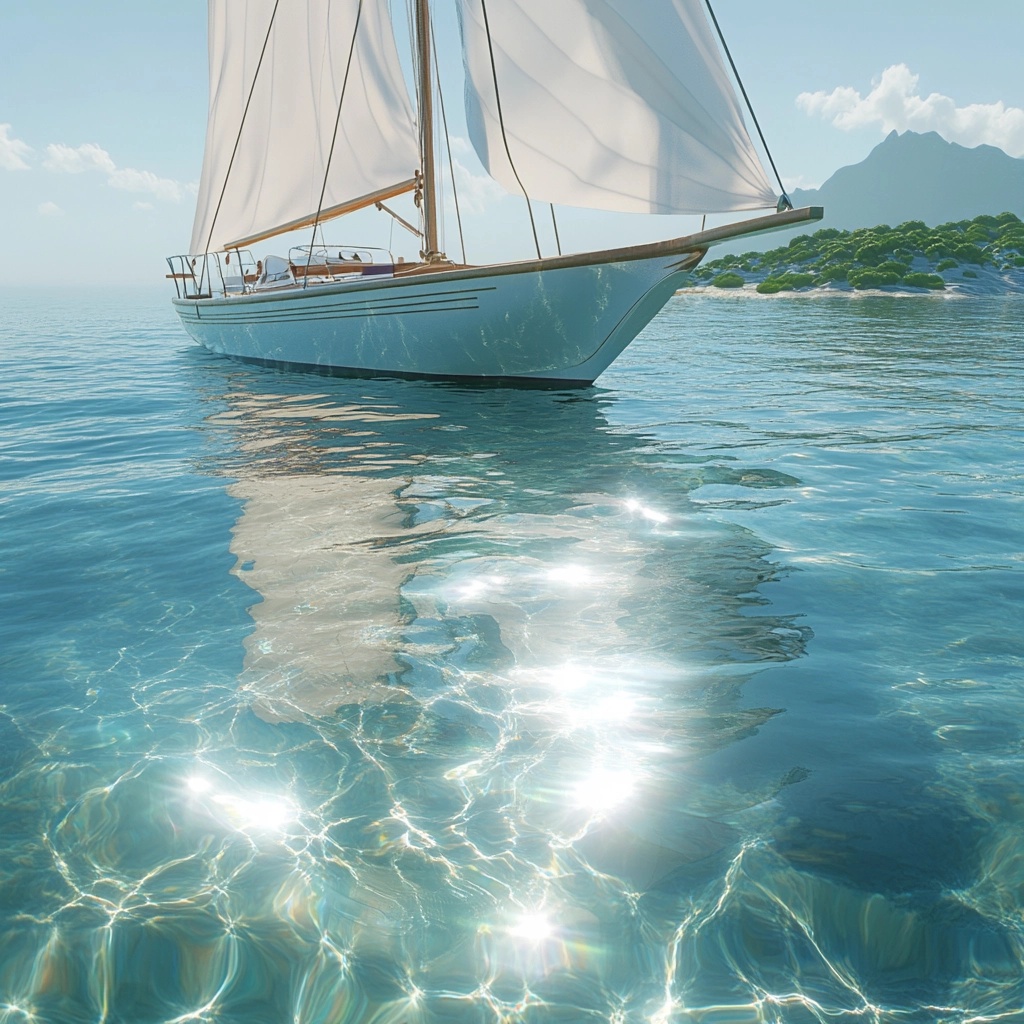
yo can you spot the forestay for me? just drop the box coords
[457,0,778,215]
[189,0,419,256]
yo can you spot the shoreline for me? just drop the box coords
[677,264,1024,299]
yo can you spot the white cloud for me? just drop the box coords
[43,142,117,174]
[445,138,506,215]
[783,173,823,193]
[450,155,506,215]
[1,123,32,170]
[797,64,1024,157]
[38,201,63,216]
[133,200,155,211]
[109,167,184,202]
[43,140,187,201]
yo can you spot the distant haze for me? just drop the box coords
[713,130,1024,256]
[793,130,1024,232]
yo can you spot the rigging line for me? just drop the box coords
[549,204,562,256]
[434,63,445,252]
[305,0,365,287]
[428,15,446,256]
[704,0,790,206]
[479,0,541,259]
[406,0,426,246]
[432,21,466,264]
[203,0,282,259]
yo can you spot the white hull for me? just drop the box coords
[174,251,694,385]
[171,209,822,385]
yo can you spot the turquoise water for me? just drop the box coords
[1,289,1022,1022]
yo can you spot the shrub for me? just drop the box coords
[965,224,996,243]
[756,272,815,293]
[854,242,890,264]
[903,273,945,290]
[821,245,854,262]
[875,260,910,277]
[848,269,902,289]
[996,230,1024,250]
[962,269,978,279]
[719,214,1020,287]
[785,272,815,288]
[817,263,850,283]
[953,243,990,265]
[711,272,745,288]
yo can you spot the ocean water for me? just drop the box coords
[1,288,1022,1023]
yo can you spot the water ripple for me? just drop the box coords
[1,290,1022,1020]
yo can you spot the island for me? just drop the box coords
[681,212,1024,295]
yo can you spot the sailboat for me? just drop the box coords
[168,0,821,385]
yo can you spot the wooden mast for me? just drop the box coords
[414,0,446,263]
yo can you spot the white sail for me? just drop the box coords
[189,0,420,255]
[456,0,777,215]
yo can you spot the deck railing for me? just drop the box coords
[166,246,396,299]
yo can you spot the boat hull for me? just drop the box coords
[171,207,824,384]
[172,250,699,385]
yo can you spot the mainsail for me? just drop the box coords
[172,1,822,384]
[189,0,420,255]
[457,0,777,215]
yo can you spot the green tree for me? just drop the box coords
[848,268,902,289]
[903,272,945,290]
[711,272,745,288]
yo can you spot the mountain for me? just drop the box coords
[789,130,1024,232]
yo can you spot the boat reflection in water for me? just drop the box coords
[185,369,815,1018]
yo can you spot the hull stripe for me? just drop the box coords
[179,297,481,325]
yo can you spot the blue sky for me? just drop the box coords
[2,1,1022,285]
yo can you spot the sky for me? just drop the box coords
[1,1,1023,286]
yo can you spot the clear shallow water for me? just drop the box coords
[1,288,1022,1023]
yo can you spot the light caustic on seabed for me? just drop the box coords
[159,386,824,1019]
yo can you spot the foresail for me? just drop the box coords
[189,0,419,256]
[456,0,777,215]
